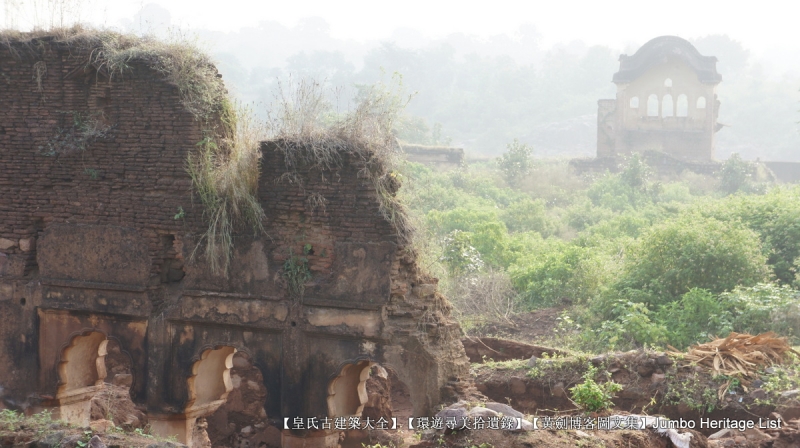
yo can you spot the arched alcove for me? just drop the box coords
[697,96,707,109]
[55,331,109,426]
[186,346,237,413]
[205,352,270,448]
[629,96,639,108]
[327,360,373,418]
[57,331,108,395]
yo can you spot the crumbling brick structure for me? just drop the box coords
[597,36,723,162]
[0,32,470,447]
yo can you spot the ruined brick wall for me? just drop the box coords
[0,33,470,439]
[0,36,206,282]
[0,35,208,405]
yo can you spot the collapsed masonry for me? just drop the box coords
[0,32,470,447]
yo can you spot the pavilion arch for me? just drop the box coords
[662,94,674,117]
[55,330,109,426]
[676,94,688,117]
[647,94,659,117]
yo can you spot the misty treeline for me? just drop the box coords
[5,3,799,159]
[401,150,800,352]
[202,25,800,161]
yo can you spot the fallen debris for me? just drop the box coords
[669,332,800,380]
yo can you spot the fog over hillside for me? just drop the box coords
[4,1,800,160]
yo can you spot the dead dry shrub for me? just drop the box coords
[447,270,518,328]
[267,76,415,242]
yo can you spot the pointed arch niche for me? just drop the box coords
[150,346,237,447]
[56,331,109,426]
[328,360,374,418]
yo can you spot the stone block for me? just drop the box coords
[0,238,16,250]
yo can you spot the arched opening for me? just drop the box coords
[662,94,674,117]
[151,346,238,447]
[331,363,413,448]
[58,331,108,395]
[676,94,688,117]
[697,96,707,109]
[103,339,133,388]
[328,360,373,418]
[647,94,659,117]
[664,78,672,87]
[206,352,270,448]
[186,346,237,413]
[56,331,108,426]
[629,96,639,109]
[89,338,146,430]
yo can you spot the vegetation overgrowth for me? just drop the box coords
[400,149,800,352]
[267,76,415,243]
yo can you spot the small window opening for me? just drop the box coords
[697,96,707,109]
[160,234,185,283]
[629,96,639,108]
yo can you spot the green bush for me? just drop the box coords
[497,139,533,185]
[655,288,733,349]
[614,214,769,305]
[440,230,484,275]
[510,241,582,307]
[701,187,800,285]
[589,300,667,350]
[718,153,754,194]
[502,197,556,236]
[721,283,800,341]
[569,365,623,412]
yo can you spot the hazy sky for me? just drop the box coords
[5,0,799,58]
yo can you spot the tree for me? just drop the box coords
[498,139,533,185]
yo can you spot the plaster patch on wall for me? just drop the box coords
[306,308,381,337]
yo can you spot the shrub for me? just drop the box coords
[440,230,484,275]
[718,153,753,194]
[615,214,769,305]
[721,283,800,342]
[569,366,623,412]
[447,270,517,327]
[497,139,533,185]
[502,197,556,236]
[588,300,667,350]
[510,242,587,307]
[655,289,733,349]
[701,187,800,285]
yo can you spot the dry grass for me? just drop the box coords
[268,75,416,242]
[187,102,266,276]
[446,270,518,329]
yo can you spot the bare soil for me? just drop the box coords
[466,306,566,344]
